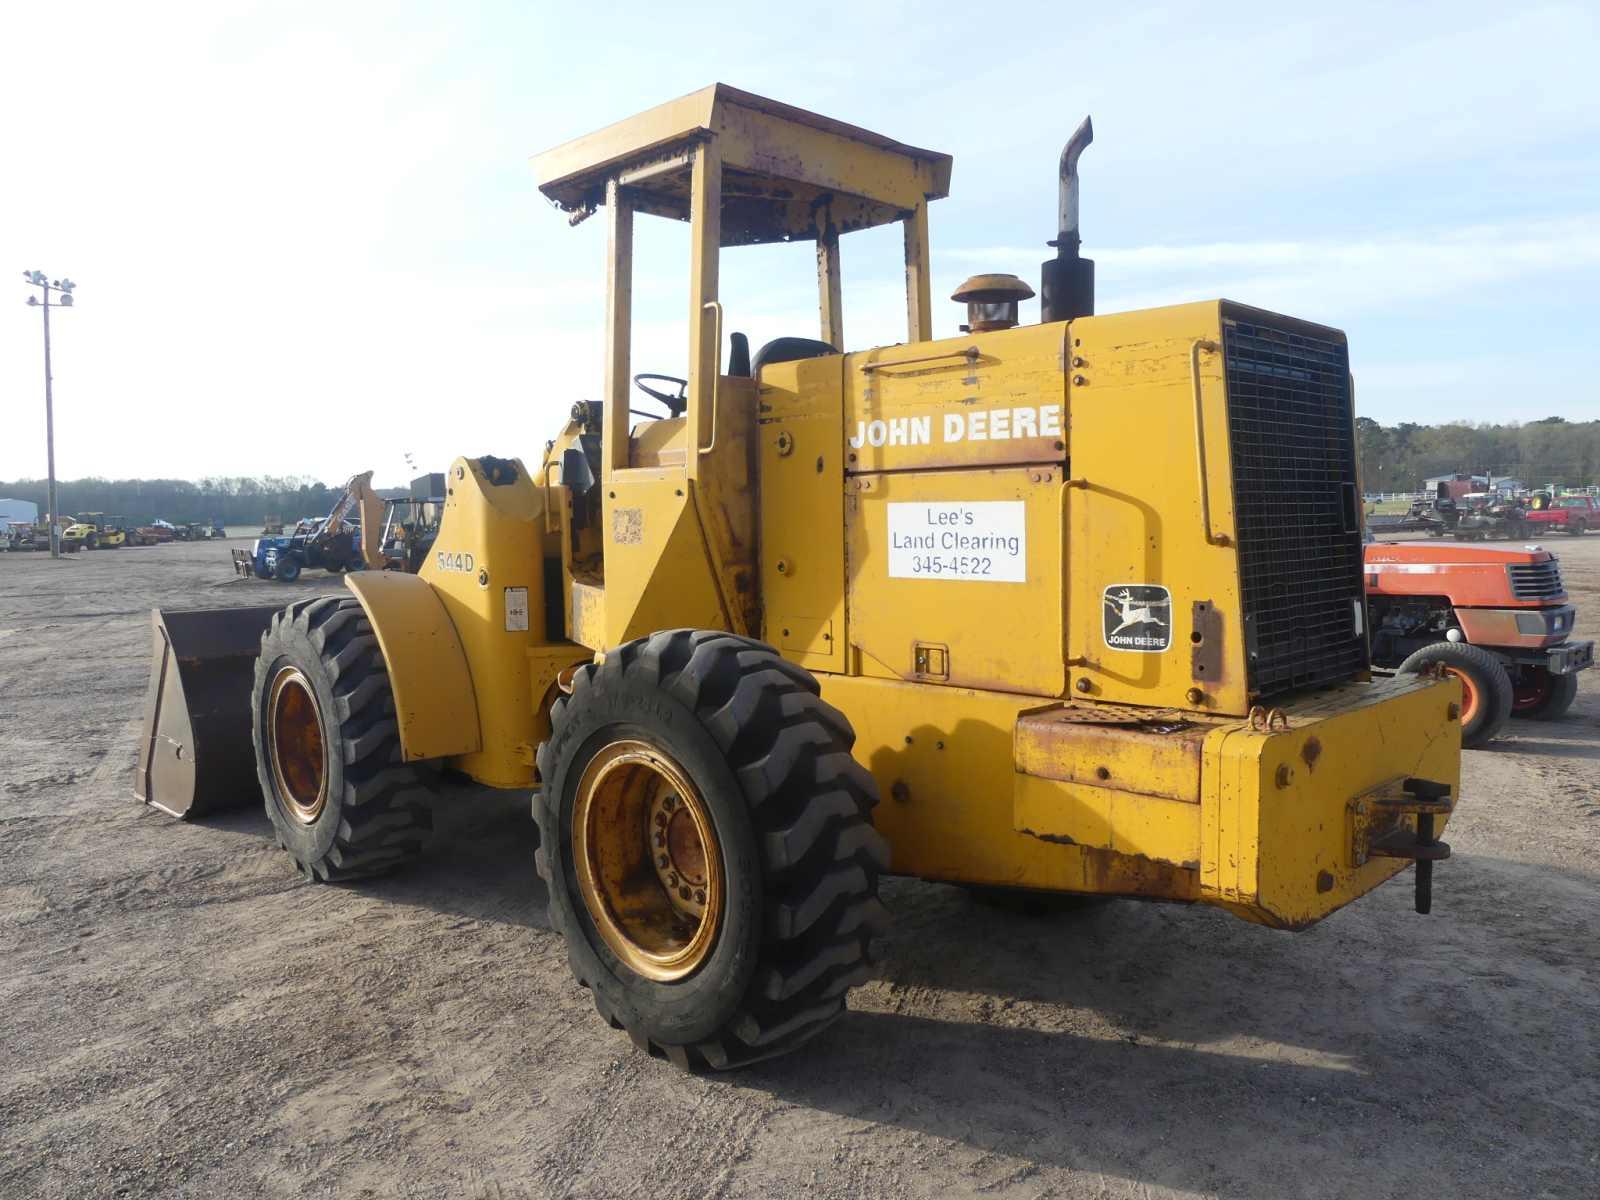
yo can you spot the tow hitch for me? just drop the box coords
[1350,777,1454,914]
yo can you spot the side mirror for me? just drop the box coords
[560,446,595,495]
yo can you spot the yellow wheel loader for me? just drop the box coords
[137,86,1462,1070]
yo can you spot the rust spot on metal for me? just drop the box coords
[1301,736,1322,772]
[1019,827,1077,845]
[890,779,910,804]
[1079,848,1199,900]
[1015,702,1224,804]
[1316,871,1334,893]
[1191,599,1222,683]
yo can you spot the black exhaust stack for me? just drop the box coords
[1040,116,1095,323]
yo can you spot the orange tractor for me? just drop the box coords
[1366,540,1592,745]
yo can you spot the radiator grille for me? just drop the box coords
[1222,313,1367,698]
[1508,560,1564,600]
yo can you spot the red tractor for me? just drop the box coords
[1365,541,1592,747]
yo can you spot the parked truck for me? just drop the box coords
[1524,493,1597,536]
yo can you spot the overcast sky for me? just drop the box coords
[3,0,1597,486]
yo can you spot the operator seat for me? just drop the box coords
[748,336,839,379]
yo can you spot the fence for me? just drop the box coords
[1363,492,1427,504]
[1363,485,1600,504]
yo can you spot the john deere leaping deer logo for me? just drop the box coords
[1103,585,1172,652]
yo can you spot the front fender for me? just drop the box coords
[343,571,482,762]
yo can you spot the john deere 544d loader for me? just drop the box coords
[138,86,1462,1070]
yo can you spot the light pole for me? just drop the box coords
[22,270,75,557]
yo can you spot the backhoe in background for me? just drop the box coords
[374,473,446,573]
[137,86,1462,1071]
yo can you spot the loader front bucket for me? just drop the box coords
[134,606,282,819]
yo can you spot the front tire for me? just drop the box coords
[253,596,433,880]
[1568,520,1587,536]
[1399,641,1513,748]
[274,555,302,582]
[536,630,889,1070]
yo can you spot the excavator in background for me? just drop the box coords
[137,86,1462,1071]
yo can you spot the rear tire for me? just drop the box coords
[253,596,432,880]
[1568,520,1587,536]
[536,629,889,1070]
[1512,668,1580,720]
[1399,641,1513,748]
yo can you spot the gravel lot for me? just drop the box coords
[2,535,1597,1199]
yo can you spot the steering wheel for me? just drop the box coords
[632,373,688,418]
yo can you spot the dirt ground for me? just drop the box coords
[2,534,1597,1200]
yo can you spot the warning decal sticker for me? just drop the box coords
[504,586,529,633]
[1103,584,1172,652]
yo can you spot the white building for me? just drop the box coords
[0,498,39,526]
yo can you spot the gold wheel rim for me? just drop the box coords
[1444,665,1479,725]
[267,666,329,824]
[572,740,723,982]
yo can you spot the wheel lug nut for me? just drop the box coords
[655,831,665,847]
[658,853,669,868]
[695,889,706,904]
[664,795,677,810]
[679,886,691,901]
[667,872,678,887]
[655,812,667,826]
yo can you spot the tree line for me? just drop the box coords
[1356,416,1597,494]
[0,476,349,527]
[4,421,1595,522]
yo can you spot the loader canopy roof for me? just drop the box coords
[533,83,952,245]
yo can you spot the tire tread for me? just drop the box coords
[254,596,431,881]
[535,628,887,1070]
